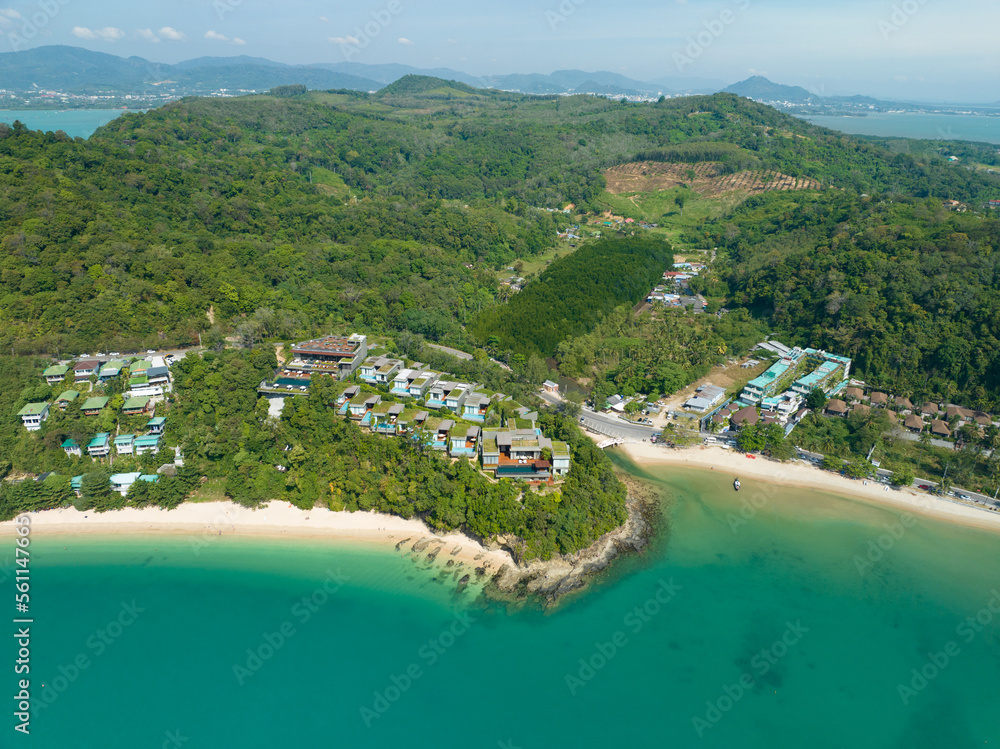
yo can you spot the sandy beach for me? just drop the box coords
[0,501,515,572]
[618,441,1000,533]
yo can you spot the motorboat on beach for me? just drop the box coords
[733,478,741,492]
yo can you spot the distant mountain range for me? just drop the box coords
[723,76,888,107]
[0,45,995,112]
[0,45,723,98]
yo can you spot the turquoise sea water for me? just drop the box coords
[801,112,1000,145]
[18,458,1000,748]
[0,110,137,139]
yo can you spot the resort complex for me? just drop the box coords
[260,334,572,485]
[16,353,177,496]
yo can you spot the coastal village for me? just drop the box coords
[17,353,177,497]
[16,334,574,499]
[21,323,998,504]
[257,334,572,484]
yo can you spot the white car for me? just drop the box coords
[146,349,156,354]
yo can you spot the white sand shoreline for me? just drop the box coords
[615,441,1000,533]
[0,501,515,572]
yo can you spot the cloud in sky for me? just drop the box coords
[233,37,246,45]
[398,37,414,46]
[136,28,159,43]
[0,8,21,28]
[71,26,125,42]
[205,30,228,41]
[158,26,185,41]
[329,35,360,45]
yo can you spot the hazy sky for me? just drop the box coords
[1,0,998,101]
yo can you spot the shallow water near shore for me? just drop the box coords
[23,458,1000,748]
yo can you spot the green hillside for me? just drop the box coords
[0,87,998,403]
[469,237,673,356]
[377,74,482,98]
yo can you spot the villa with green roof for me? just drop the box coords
[114,434,136,455]
[43,364,69,385]
[147,417,166,435]
[99,360,126,382]
[18,402,49,431]
[81,396,110,416]
[370,403,407,435]
[359,356,403,385]
[110,472,160,495]
[449,425,480,457]
[461,393,492,422]
[348,393,381,422]
[551,441,571,477]
[122,395,152,416]
[479,418,570,484]
[62,438,82,457]
[134,435,161,456]
[55,390,80,409]
[87,433,111,458]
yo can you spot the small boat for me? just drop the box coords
[733,478,741,492]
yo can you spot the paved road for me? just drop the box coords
[579,408,659,442]
[426,343,474,361]
[63,346,197,363]
[794,448,1000,511]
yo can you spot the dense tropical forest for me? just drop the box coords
[696,190,1000,406]
[469,236,673,356]
[4,77,1000,540]
[1,83,998,364]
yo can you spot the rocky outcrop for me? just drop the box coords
[484,476,661,607]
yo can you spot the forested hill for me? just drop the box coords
[0,86,997,360]
[470,237,674,356]
[704,190,1000,404]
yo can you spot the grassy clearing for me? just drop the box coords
[309,166,351,200]
[498,239,587,283]
[186,477,228,504]
[306,92,361,106]
[595,189,742,246]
